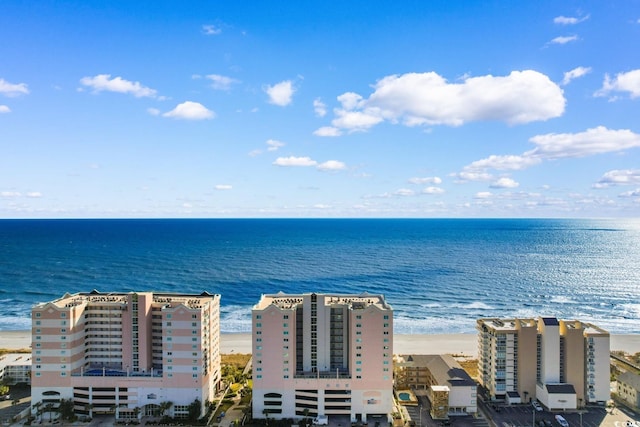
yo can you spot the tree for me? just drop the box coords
[187,399,201,422]
[58,398,75,421]
[158,401,173,417]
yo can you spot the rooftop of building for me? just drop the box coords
[395,354,475,387]
[618,371,640,390]
[477,318,533,332]
[477,317,609,335]
[563,319,610,336]
[0,353,32,368]
[34,290,220,310]
[253,291,392,311]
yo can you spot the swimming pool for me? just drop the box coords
[398,392,411,401]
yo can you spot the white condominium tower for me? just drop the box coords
[477,317,609,410]
[31,290,221,421]
[252,292,393,423]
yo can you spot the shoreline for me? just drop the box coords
[3,330,640,357]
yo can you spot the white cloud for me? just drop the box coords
[409,176,442,185]
[248,149,262,157]
[475,192,493,199]
[163,101,215,120]
[490,177,520,189]
[0,78,29,97]
[331,109,383,131]
[464,154,542,171]
[273,156,318,167]
[619,189,640,198]
[266,139,285,151]
[337,92,364,110]
[323,70,565,133]
[264,80,295,106]
[206,74,240,90]
[0,105,10,113]
[549,35,579,45]
[593,169,640,188]
[422,186,445,194]
[147,108,160,116]
[1,191,21,198]
[460,127,640,179]
[562,66,591,85]
[527,126,640,159]
[26,192,42,198]
[202,24,222,35]
[313,126,342,137]
[595,69,640,99]
[317,160,346,171]
[394,188,415,196]
[554,15,589,25]
[451,171,494,182]
[313,98,327,117]
[80,74,157,98]
[215,184,233,190]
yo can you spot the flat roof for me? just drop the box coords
[254,292,391,311]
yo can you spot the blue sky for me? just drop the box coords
[1,1,640,218]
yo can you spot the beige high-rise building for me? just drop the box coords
[251,292,393,423]
[31,291,221,422]
[477,317,609,410]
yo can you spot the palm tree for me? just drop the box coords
[159,400,173,417]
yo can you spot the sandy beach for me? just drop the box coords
[3,330,640,357]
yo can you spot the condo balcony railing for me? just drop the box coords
[295,369,351,379]
[71,367,163,378]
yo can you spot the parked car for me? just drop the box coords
[555,415,569,427]
[532,400,543,412]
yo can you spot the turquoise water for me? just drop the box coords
[1,218,639,333]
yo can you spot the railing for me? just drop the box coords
[295,370,351,379]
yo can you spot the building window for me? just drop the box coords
[35,313,41,318]
[60,313,66,318]
[256,322,262,327]
[383,315,389,320]
[284,315,289,319]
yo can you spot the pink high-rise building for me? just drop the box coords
[252,292,393,423]
[31,290,221,421]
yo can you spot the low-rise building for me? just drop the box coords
[617,372,640,410]
[0,353,31,385]
[394,354,477,419]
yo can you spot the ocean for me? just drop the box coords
[1,218,639,334]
